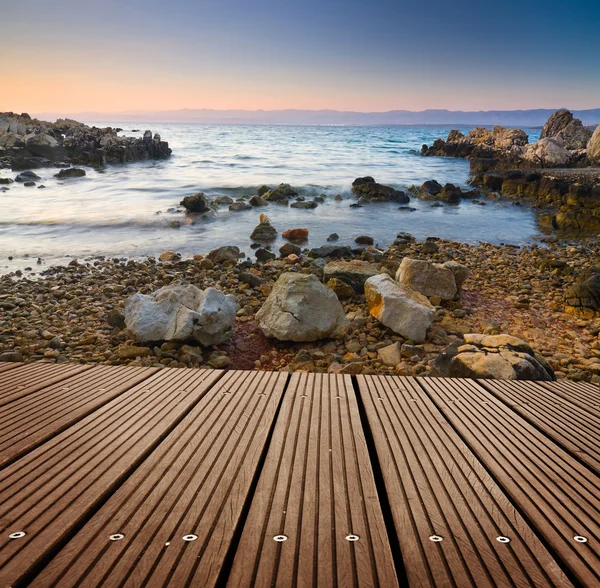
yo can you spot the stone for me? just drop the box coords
[0,351,23,362]
[180,192,212,213]
[377,342,402,366]
[15,170,41,182]
[54,167,86,179]
[422,241,439,254]
[159,250,181,262]
[117,345,151,359]
[229,201,251,211]
[279,243,301,257]
[327,233,339,241]
[351,176,409,203]
[214,195,234,205]
[565,271,600,311]
[282,228,309,240]
[107,308,126,329]
[249,195,267,206]
[355,235,374,245]
[396,258,458,301]
[263,183,297,202]
[239,272,265,287]
[588,125,600,165]
[207,246,241,264]
[256,273,350,341]
[540,109,593,150]
[255,248,276,262]
[250,217,278,241]
[327,278,355,298]
[26,133,67,160]
[323,260,380,293]
[290,200,318,209]
[443,261,470,291]
[364,274,434,342]
[524,138,571,167]
[308,245,352,259]
[430,334,555,380]
[124,280,238,345]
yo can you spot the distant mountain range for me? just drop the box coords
[33,108,600,127]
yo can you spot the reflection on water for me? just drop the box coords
[0,123,542,273]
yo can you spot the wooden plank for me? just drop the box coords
[0,365,159,468]
[419,376,600,586]
[0,362,92,407]
[0,367,223,587]
[0,362,22,374]
[481,379,600,475]
[357,375,570,588]
[227,373,398,588]
[541,380,600,412]
[32,370,288,588]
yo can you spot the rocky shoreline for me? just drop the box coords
[0,112,171,170]
[421,109,600,231]
[1,233,599,382]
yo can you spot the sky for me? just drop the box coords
[1,0,599,114]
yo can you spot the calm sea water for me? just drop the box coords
[0,124,542,274]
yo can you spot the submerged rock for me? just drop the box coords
[430,334,555,380]
[250,215,278,241]
[256,273,349,341]
[351,176,409,203]
[124,281,239,346]
[54,167,86,179]
[180,192,212,213]
[364,274,434,342]
[15,170,41,182]
[263,183,297,202]
[308,245,352,259]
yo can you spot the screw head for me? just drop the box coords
[345,534,360,541]
[574,536,588,543]
[8,531,26,539]
[182,534,198,542]
[429,535,443,542]
[496,536,510,543]
[273,535,288,542]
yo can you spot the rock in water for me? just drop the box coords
[180,192,212,213]
[124,281,238,346]
[396,258,461,301]
[256,273,350,341]
[351,176,409,203]
[588,125,600,165]
[282,228,309,240]
[430,334,555,380]
[540,109,593,150]
[263,183,297,202]
[364,274,434,342]
[250,216,278,241]
[54,167,86,179]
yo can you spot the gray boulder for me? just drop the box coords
[180,192,212,213]
[429,334,555,380]
[364,274,434,342]
[250,215,278,241]
[124,281,238,346]
[396,258,460,301]
[256,273,350,341]
[523,138,570,167]
[540,109,593,150]
[26,133,67,161]
[588,125,600,165]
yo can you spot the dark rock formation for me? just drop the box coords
[351,176,409,203]
[0,112,172,170]
[565,271,600,314]
[54,168,86,179]
[180,192,212,213]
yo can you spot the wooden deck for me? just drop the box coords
[0,364,598,587]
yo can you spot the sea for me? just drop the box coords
[0,124,543,274]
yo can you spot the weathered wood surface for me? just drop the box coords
[0,363,597,586]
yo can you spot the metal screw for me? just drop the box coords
[496,536,510,543]
[429,535,443,542]
[182,534,198,542]
[8,531,26,539]
[273,535,288,542]
[345,534,360,541]
[574,536,588,543]
[109,534,124,541]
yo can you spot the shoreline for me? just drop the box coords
[2,236,599,382]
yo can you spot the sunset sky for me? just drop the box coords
[2,0,599,114]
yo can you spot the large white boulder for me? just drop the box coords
[395,258,459,301]
[523,137,570,167]
[365,274,434,342]
[124,281,238,345]
[256,273,349,341]
[588,125,600,165]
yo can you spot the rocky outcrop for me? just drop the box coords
[430,334,555,380]
[364,274,434,342]
[412,180,477,203]
[263,183,297,202]
[0,111,171,170]
[523,138,570,167]
[351,176,409,203]
[323,260,380,293]
[396,258,468,301]
[181,192,212,213]
[564,271,600,317]
[256,273,350,341]
[124,281,238,346]
[541,109,593,150]
[588,125,600,165]
[54,168,86,179]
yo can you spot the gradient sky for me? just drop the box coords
[2,0,599,113]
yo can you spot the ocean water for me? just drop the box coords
[0,124,542,274]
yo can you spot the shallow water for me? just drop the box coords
[0,124,542,274]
